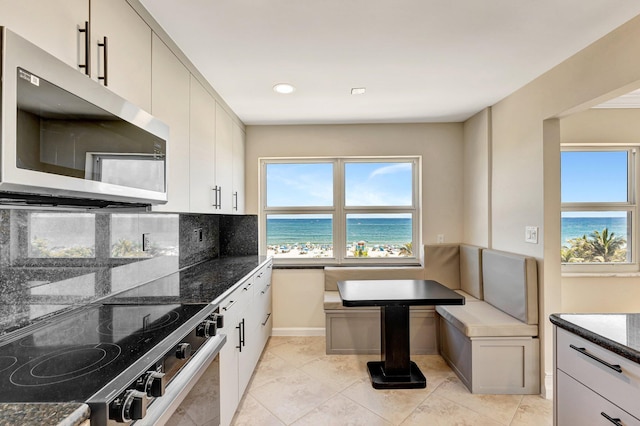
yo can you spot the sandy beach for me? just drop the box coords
[267,243,412,258]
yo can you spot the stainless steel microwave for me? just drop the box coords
[0,27,169,207]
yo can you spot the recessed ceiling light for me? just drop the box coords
[273,83,296,94]
[351,87,366,95]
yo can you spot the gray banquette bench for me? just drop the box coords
[323,244,540,395]
[324,244,483,355]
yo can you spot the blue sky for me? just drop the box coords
[266,162,412,207]
[561,150,628,218]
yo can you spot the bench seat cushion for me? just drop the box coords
[436,302,538,337]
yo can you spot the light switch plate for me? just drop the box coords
[525,226,538,244]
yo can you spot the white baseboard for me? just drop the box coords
[271,327,326,336]
[543,372,553,400]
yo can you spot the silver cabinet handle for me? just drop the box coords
[222,299,236,311]
[261,313,271,326]
[233,191,238,211]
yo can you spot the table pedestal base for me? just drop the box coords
[367,361,426,389]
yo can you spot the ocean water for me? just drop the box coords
[267,217,627,247]
[561,217,628,245]
[266,218,412,246]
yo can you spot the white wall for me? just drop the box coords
[463,108,491,247]
[560,108,640,312]
[245,123,464,331]
[479,14,640,398]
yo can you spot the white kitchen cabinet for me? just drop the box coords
[232,122,246,214]
[90,0,152,111]
[253,262,273,355]
[219,259,273,426]
[0,0,151,110]
[219,283,247,426]
[189,76,217,213]
[554,326,640,425]
[556,370,640,426]
[150,34,190,213]
[215,103,234,214]
[0,0,88,69]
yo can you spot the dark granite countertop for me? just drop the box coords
[0,255,270,425]
[550,313,640,365]
[106,255,270,305]
[0,403,89,426]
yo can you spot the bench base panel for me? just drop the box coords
[439,316,540,394]
[325,308,437,355]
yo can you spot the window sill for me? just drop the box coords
[562,272,640,278]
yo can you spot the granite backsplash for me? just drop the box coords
[0,208,257,335]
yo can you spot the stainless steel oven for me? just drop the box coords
[0,302,225,425]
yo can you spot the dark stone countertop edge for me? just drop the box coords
[0,402,89,426]
[550,313,640,365]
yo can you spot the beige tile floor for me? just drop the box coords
[231,336,552,426]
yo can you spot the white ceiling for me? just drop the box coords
[139,0,640,125]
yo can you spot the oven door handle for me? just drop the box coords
[133,334,227,426]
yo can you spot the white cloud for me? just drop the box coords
[369,163,412,179]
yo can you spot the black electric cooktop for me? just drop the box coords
[0,303,207,403]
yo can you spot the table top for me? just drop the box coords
[337,279,466,307]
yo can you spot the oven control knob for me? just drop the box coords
[213,313,224,328]
[176,342,192,359]
[196,320,217,338]
[110,389,147,423]
[137,371,166,398]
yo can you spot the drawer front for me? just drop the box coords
[219,283,249,321]
[557,370,640,426]
[556,327,640,419]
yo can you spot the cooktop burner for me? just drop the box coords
[0,303,208,403]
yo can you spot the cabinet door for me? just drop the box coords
[0,0,88,69]
[215,103,234,213]
[237,277,256,397]
[232,122,246,214]
[557,370,640,426]
[255,270,272,354]
[189,76,217,213]
[90,0,152,111]
[219,290,243,426]
[150,34,190,213]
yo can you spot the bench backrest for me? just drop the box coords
[482,249,538,325]
[324,266,424,291]
[423,244,483,299]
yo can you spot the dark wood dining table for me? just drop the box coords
[337,279,465,389]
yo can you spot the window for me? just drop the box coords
[29,213,96,258]
[561,148,635,270]
[261,157,420,265]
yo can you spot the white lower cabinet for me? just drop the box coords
[554,326,640,425]
[557,370,640,425]
[220,260,273,426]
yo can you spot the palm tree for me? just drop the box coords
[561,235,590,263]
[589,228,626,262]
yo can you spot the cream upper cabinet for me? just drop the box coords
[0,0,89,70]
[90,0,152,111]
[189,76,217,213]
[151,34,190,213]
[215,103,234,214]
[232,123,246,214]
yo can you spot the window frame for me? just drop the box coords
[259,156,421,266]
[561,146,637,273]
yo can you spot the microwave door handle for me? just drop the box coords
[98,36,108,86]
[78,21,90,76]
